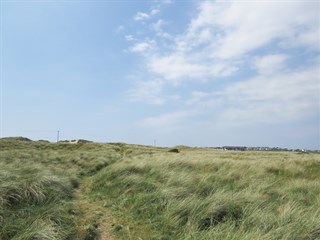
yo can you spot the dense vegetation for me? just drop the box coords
[0,137,119,239]
[1,137,319,239]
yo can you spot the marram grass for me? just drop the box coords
[89,148,320,240]
[1,137,319,240]
[0,137,119,240]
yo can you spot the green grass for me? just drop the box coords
[0,137,120,240]
[0,163,76,239]
[88,148,320,240]
[1,137,319,239]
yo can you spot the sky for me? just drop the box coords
[0,0,319,149]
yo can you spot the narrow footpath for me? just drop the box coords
[75,179,116,240]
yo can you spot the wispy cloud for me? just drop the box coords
[151,19,171,39]
[187,1,319,59]
[115,25,125,33]
[148,54,208,82]
[191,66,319,125]
[125,35,136,41]
[129,39,156,53]
[127,79,165,105]
[137,110,197,128]
[253,54,288,76]
[133,12,150,21]
[153,0,173,5]
[125,0,319,128]
[133,7,160,21]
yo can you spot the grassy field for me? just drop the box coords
[1,137,319,239]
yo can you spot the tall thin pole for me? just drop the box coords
[154,139,156,147]
[57,130,60,142]
[0,1,3,139]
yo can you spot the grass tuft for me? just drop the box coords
[198,203,243,230]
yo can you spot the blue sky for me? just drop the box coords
[1,0,319,149]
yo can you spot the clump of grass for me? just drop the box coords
[0,164,78,239]
[198,203,243,230]
[83,222,99,240]
[0,166,72,206]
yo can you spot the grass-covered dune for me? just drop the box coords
[1,137,319,240]
[0,137,120,240]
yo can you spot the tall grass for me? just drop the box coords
[1,137,319,239]
[89,148,320,240]
[0,163,77,239]
[0,137,120,240]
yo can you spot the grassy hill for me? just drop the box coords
[0,137,319,239]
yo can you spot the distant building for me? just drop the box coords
[222,146,247,151]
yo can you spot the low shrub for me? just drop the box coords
[168,148,180,153]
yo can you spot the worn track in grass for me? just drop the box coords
[75,179,116,240]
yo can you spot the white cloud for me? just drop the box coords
[186,91,210,104]
[133,11,150,21]
[229,67,318,105]
[115,25,125,33]
[125,35,136,41]
[161,0,173,4]
[185,1,320,59]
[195,66,319,124]
[151,19,164,32]
[151,19,172,39]
[133,7,160,21]
[150,8,160,16]
[290,29,320,51]
[137,110,196,128]
[209,63,238,77]
[145,52,239,83]
[253,54,288,76]
[126,0,319,130]
[127,79,165,105]
[148,54,207,82]
[130,39,156,53]
[121,0,319,149]
[129,1,317,84]
[153,0,173,4]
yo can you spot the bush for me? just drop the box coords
[168,148,180,153]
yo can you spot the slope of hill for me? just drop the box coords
[0,137,319,239]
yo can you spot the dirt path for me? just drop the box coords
[75,180,116,240]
